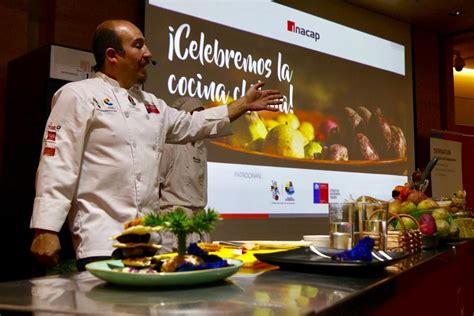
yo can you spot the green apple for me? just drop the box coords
[304,141,323,159]
[432,208,449,221]
[399,201,417,214]
[417,199,439,210]
[396,217,418,230]
[436,219,450,238]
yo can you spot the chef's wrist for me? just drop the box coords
[34,229,58,237]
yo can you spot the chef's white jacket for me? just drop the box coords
[159,141,207,210]
[30,72,231,259]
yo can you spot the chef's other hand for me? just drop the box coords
[31,229,61,267]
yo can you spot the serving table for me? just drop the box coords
[0,241,472,315]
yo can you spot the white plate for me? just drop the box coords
[86,259,243,287]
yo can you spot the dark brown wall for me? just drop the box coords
[0,0,143,182]
[412,28,443,170]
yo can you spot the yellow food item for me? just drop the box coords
[262,124,306,158]
[304,141,323,159]
[228,112,267,148]
[453,218,474,238]
[111,225,162,240]
[276,113,300,129]
[299,121,315,142]
[124,217,144,229]
[264,119,280,131]
[197,242,221,252]
[112,242,162,250]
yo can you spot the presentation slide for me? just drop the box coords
[145,0,414,217]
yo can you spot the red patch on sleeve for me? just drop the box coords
[47,131,56,141]
[144,103,160,114]
[43,147,56,156]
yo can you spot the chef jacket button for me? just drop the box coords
[133,142,137,148]
[146,114,150,120]
[124,112,130,118]
[152,145,156,151]
[136,174,142,181]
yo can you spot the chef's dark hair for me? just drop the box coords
[91,27,123,72]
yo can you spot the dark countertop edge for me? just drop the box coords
[313,241,471,315]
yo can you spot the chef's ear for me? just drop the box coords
[105,48,123,66]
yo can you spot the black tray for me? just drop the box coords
[254,247,408,275]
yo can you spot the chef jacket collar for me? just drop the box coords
[95,72,143,92]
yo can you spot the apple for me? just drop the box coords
[435,219,450,238]
[399,187,411,202]
[396,217,418,230]
[399,201,417,214]
[417,199,439,210]
[432,208,450,221]
[418,214,437,235]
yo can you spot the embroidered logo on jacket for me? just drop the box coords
[43,147,56,156]
[144,103,160,114]
[103,98,114,106]
[128,95,136,107]
[47,131,56,141]
[92,97,117,112]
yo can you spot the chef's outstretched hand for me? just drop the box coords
[228,82,283,121]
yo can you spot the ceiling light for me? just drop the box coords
[449,10,463,17]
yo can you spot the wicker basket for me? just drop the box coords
[387,213,422,254]
[359,209,388,251]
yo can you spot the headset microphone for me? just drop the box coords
[150,59,157,66]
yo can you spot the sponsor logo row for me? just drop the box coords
[270,180,328,204]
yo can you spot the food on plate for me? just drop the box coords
[108,208,231,274]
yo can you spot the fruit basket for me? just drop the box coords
[387,213,422,254]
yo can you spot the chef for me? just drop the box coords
[30,19,282,271]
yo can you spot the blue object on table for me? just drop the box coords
[331,237,375,261]
[176,243,229,272]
